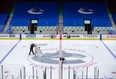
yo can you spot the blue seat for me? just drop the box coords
[113,14,116,24]
[0,14,8,32]
[64,2,112,27]
[10,2,59,27]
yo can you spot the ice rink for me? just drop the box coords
[0,40,116,79]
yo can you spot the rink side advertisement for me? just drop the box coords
[62,34,100,40]
[21,34,100,40]
[102,35,116,40]
[0,34,19,40]
[0,34,116,40]
[22,34,60,40]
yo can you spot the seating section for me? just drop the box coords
[0,14,9,32]
[9,2,113,34]
[10,2,59,26]
[64,2,112,27]
[112,14,116,24]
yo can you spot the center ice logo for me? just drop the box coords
[28,48,94,65]
[28,7,44,14]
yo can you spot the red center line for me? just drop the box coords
[59,34,63,79]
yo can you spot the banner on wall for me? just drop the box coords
[63,34,80,38]
[82,35,98,38]
[62,34,99,40]
[102,35,116,40]
[0,34,9,38]
[106,35,116,38]
[22,34,59,39]
[9,34,15,38]
[26,34,36,38]
[1,34,116,40]
[0,34,19,39]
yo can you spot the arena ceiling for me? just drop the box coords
[1,0,116,3]
[15,0,104,2]
[1,0,116,13]
[1,0,107,2]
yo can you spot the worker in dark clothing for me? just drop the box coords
[60,57,65,64]
[29,43,35,55]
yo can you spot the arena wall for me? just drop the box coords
[0,34,116,40]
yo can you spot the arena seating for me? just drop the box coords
[9,2,114,34]
[64,2,112,27]
[113,14,116,24]
[0,14,9,32]
[10,2,59,28]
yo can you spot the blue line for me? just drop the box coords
[0,40,21,64]
[101,40,116,59]
[20,34,22,40]
[100,34,102,40]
